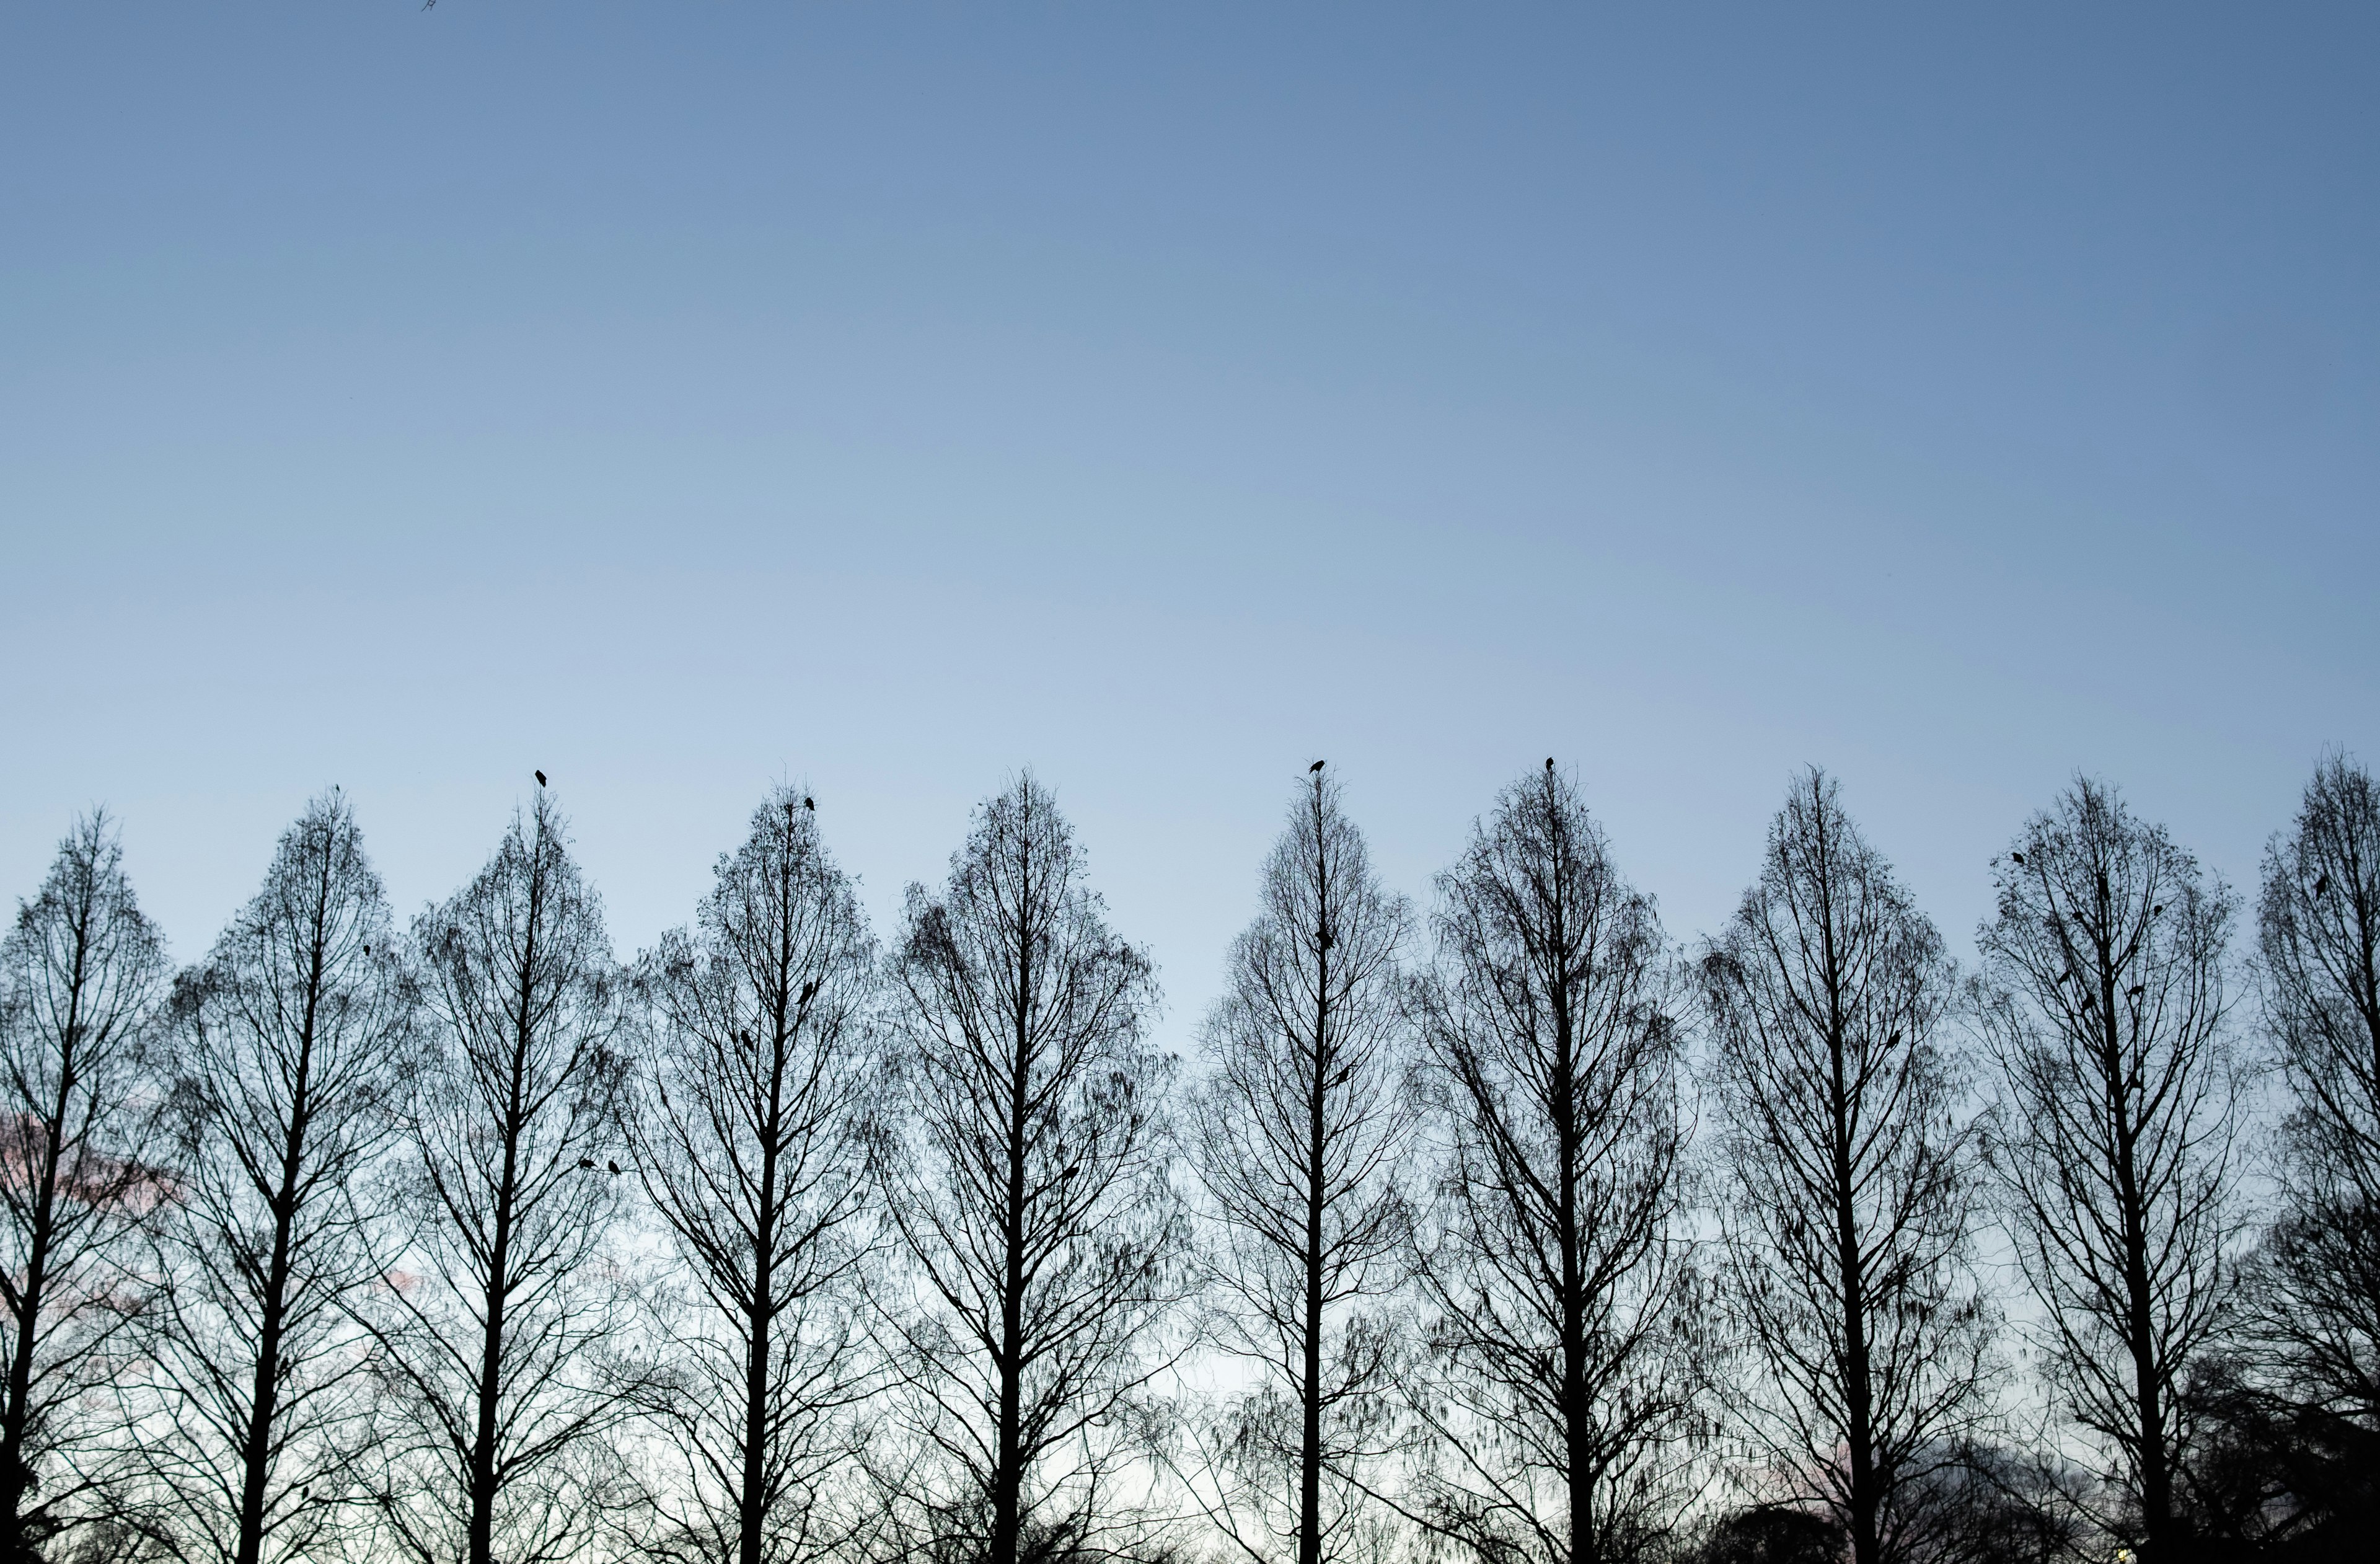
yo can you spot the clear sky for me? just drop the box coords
[4,3,2373,1040]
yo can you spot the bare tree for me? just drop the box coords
[880,774,1188,1564]
[0,815,173,1560]
[369,787,635,1564]
[1404,762,1699,1564]
[2254,753,2380,1430]
[147,792,415,1564]
[1977,775,2244,1561]
[1183,767,1414,1564]
[627,787,881,1564]
[1703,769,1993,1564]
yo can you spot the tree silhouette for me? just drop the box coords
[1979,775,2244,1561]
[147,792,415,1564]
[1704,770,1993,1564]
[879,775,1188,1564]
[628,787,881,1564]
[0,815,172,1561]
[2257,753,2380,1438]
[1406,764,1699,1564]
[369,789,637,1564]
[1184,768,1415,1564]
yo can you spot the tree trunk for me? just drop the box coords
[235,914,325,1564]
[993,901,1033,1564]
[0,942,80,1551]
[738,990,786,1564]
[1298,923,1330,1564]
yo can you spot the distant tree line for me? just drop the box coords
[1,755,2374,1564]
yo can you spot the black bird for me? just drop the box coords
[798,979,818,1006]
[2316,873,2333,896]
[536,770,547,787]
[2010,850,2025,866]
[1886,1031,1902,1049]
[607,1160,622,1176]
[1320,932,1335,953]
[804,796,815,811]
[2080,992,2096,1011]
[1545,757,1554,772]
[2128,984,2144,998]
[1310,759,1325,773]
[2153,904,2164,916]
[578,1157,595,1170]
[1060,1164,1081,1182]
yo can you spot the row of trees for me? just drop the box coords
[0,758,2373,1564]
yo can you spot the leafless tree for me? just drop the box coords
[368,788,636,1564]
[1403,762,1699,1564]
[146,792,416,1564]
[1977,775,2244,1561]
[1703,769,1993,1564]
[627,787,881,1564]
[1181,768,1415,1564]
[879,775,1188,1564]
[2254,752,2380,1431]
[0,815,173,1559]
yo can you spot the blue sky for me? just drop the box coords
[4,3,2373,1030]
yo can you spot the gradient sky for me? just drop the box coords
[4,4,2374,1040]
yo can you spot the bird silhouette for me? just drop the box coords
[578,1157,595,1170]
[1310,759,1325,773]
[2011,850,2025,866]
[607,1160,622,1176]
[2316,873,2333,896]
[1545,757,1554,772]
[1886,1031,1902,1049]
[535,770,547,787]
[798,979,818,1006]
[1060,1164,1081,1182]
[2127,984,2144,998]
[2153,904,2164,916]
[804,797,815,811]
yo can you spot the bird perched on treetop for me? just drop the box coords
[2010,850,2025,866]
[1310,759,1324,773]
[804,796,815,811]
[1545,758,1554,772]
[535,770,547,787]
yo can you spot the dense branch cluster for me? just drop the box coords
[0,756,2372,1564]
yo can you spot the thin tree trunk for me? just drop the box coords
[1829,1033,1879,1564]
[469,857,540,1564]
[468,1125,517,1564]
[0,935,81,1547]
[738,951,790,1564]
[1556,1003,1592,1564]
[1298,903,1330,1564]
[234,893,328,1564]
[1805,831,1880,1564]
[993,874,1034,1564]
